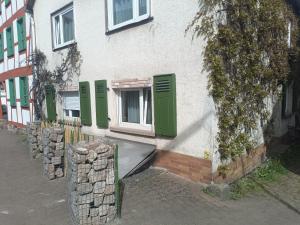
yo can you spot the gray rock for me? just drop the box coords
[94,194,104,207]
[93,158,108,171]
[78,164,92,174]
[105,185,115,195]
[94,144,109,154]
[49,133,58,142]
[94,181,106,194]
[88,169,106,184]
[103,194,115,205]
[78,193,94,204]
[78,204,90,218]
[77,183,93,195]
[90,208,99,217]
[91,215,107,225]
[98,205,109,217]
[51,156,62,165]
[87,150,97,163]
[55,168,64,178]
[75,147,89,155]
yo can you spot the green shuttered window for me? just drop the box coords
[9,79,16,107]
[5,0,11,6]
[17,17,26,52]
[45,85,56,121]
[6,26,14,57]
[95,80,108,128]
[154,74,177,137]
[20,77,29,107]
[0,33,4,61]
[79,82,92,126]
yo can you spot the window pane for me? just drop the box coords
[72,110,80,118]
[113,0,133,25]
[65,110,69,117]
[62,10,74,42]
[143,88,152,124]
[139,0,147,16]
[121,91,140,123]
[55,16,61,45]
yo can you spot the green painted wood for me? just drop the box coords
[79,81,92,126]
[17,17,26,52]
[20,77,29,107]
[0,33,4,61]
[114,145,121,218]
[6,26,14,57]
[153,74,177,137]
[45,85,56,121]
[9,79,16,107]
[95,80,108,128]
[5,0,11,6]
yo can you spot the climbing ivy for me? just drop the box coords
[188,0,299,160]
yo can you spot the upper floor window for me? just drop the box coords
[107,0,150,31]
[51,4,75,49]
[6,26,14,57]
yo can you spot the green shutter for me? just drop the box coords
[153,74,177,137]
[20,77,29,107]
[95,80,108,128]
[9,79,16,107]
[0,33,3,61]
[17,17,26,52]
[6,26,14,57]
[5,0,11,6]
[45,85,56,121]
[79,82,92,126]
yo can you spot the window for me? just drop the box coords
[0,33,4,61]
[17,17,26,52]
[63,92,80,119]
[118,88,152,129]
[282,82,293,118]
[19,77,29,107]
[6,26,14,57]
[107,0,150,31]
[9,79,16,107]
[287,21,292,48]
[52,4,75,49]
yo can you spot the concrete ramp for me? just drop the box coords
[108,138,156,179]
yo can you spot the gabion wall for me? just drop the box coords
[27,122,42,159]
[68,140,117,225]
[43,127,65,180]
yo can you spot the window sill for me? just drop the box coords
[106,17,154,35]
[19,48,26,53]
[110,126,155,138]
[53,42,76,52]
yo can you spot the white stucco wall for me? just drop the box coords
[33,0,219,162]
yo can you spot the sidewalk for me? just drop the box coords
[0,129,70,225]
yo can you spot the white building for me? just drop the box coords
[0,0,35,127]
[31,0,296,183]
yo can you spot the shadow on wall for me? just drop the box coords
[263,38,300,175]
[161,110,214,154]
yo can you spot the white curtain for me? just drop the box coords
[63,10,74,42]
[122,91,140,123]
[55,16,61,45]
[113,0,133,25]
[139,0,147,16]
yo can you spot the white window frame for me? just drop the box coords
[51,4,75,49]
[64,109,80,118]
[117,88,153,131]
[106,0,150,31]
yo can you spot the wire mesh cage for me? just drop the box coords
[67,139,118,225]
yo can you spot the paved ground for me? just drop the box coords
[1,129,300,225]
[0,129,70,225]
[115,169,300,225]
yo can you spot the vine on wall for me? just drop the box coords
[31,45,82,120]
[188,0,299,160]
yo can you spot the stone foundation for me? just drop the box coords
[68,139,117,225]
[213,144,267,184]
[153,150,212,183]
[42,127,65,180]
[27,122,42,159]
